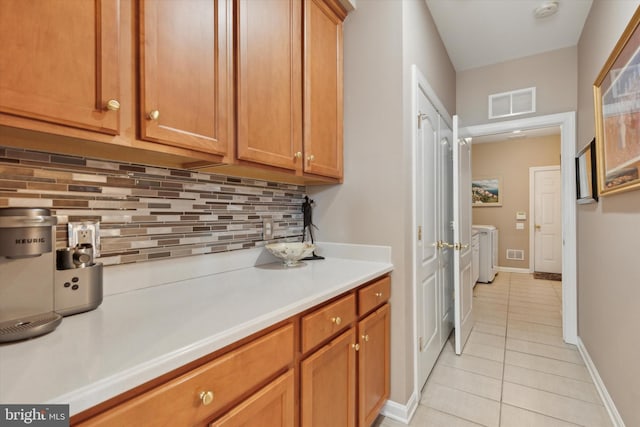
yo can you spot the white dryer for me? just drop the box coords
[472,225,498,283]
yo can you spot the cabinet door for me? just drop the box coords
[301,328,356,427]
[0,0,120,134]
[358,304,390,427]
[139,0,232,156]
[303,0,344,179]
[210,370,295,427]
[237,0,302,171]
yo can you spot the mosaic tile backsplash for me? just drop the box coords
[0,146,305,266]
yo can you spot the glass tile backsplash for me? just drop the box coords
[0,146,305,266]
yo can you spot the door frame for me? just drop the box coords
[461,112,577,345]
[529,166,562,274]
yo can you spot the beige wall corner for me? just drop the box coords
[577,2,640,426]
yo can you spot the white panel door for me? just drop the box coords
[415,82,441,388]
[453,116,474,355]
[534,167,562,274]
[438,116,454,346]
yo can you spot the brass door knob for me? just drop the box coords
[307,154,315,162]
[294,152,302,159]
[535,224,541,230]
[148,110,160,121]
[331,316,342,325]
[106,99,120,111]
[199,390,214,406]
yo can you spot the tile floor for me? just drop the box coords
[377,272,612,427]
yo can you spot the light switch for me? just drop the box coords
[516,211,527,220]
[516,222,524,230]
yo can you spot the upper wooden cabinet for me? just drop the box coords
[0,0,120,135]
[233,0,345,181]
[139,0,232,156]
[0,0,346,184]
[236,0,303,172]
[303,0,345,179]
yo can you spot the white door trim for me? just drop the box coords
[529,166,561,274]
[461,112,577,345]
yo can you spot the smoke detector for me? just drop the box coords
[534,1,559,19]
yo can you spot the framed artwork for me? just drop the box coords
[593,8,640,196]
[576,138,598,204]
[472,177,502,207]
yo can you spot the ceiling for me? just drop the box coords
[425,0,593,71]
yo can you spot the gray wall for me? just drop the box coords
[577,1,640,425]
[308,0,456,405]
[457,47,578,127]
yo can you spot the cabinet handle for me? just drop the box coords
[307,154,315,162]
[362,334,369,342]
[148,110,160,121]
[199,390,214,406]
[331,316,342,325]
[105,99,120,111]
[375,292,383,298]
[352,343,360,351]
[294,152,302,159]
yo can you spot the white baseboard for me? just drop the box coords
[577,337,625,427]
[497,266,530,274]
[380,391,419,425]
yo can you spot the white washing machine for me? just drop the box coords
[472,225,498,283]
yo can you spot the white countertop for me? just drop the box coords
[0,243,392,415]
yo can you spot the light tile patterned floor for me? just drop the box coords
[377,273,612,427]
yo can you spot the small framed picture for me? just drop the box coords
[472,177,502,207]
[576,138,598,204]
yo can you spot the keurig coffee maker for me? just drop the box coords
[0,207,62,343]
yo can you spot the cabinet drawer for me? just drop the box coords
[358,276,391,316]
[302,293,356,353]
[79,324,294,427]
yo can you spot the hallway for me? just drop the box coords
[379,273,611,427]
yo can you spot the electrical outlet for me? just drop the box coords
[68,221,101,256]
[263,218,274,240]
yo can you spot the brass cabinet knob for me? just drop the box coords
[375,292,383,298]
[331,316,342,325]
[148,110,160,121]
[106,99,120,111]
[307,154,315,162]
[362,334,369,342]
[352,343,360,351]
[199,390,214,406]
[294,152,302,159]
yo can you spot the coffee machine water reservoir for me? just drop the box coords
[0,208,62,343]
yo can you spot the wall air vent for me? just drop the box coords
[506,249,525,261]
[489,87,536,119]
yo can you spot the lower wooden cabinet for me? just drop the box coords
[75,324,294,426]
[358,304,390,427]
[301,328,357,427]
[300,276,391,427]
[210,370,295,427]
[72,275,390,427]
